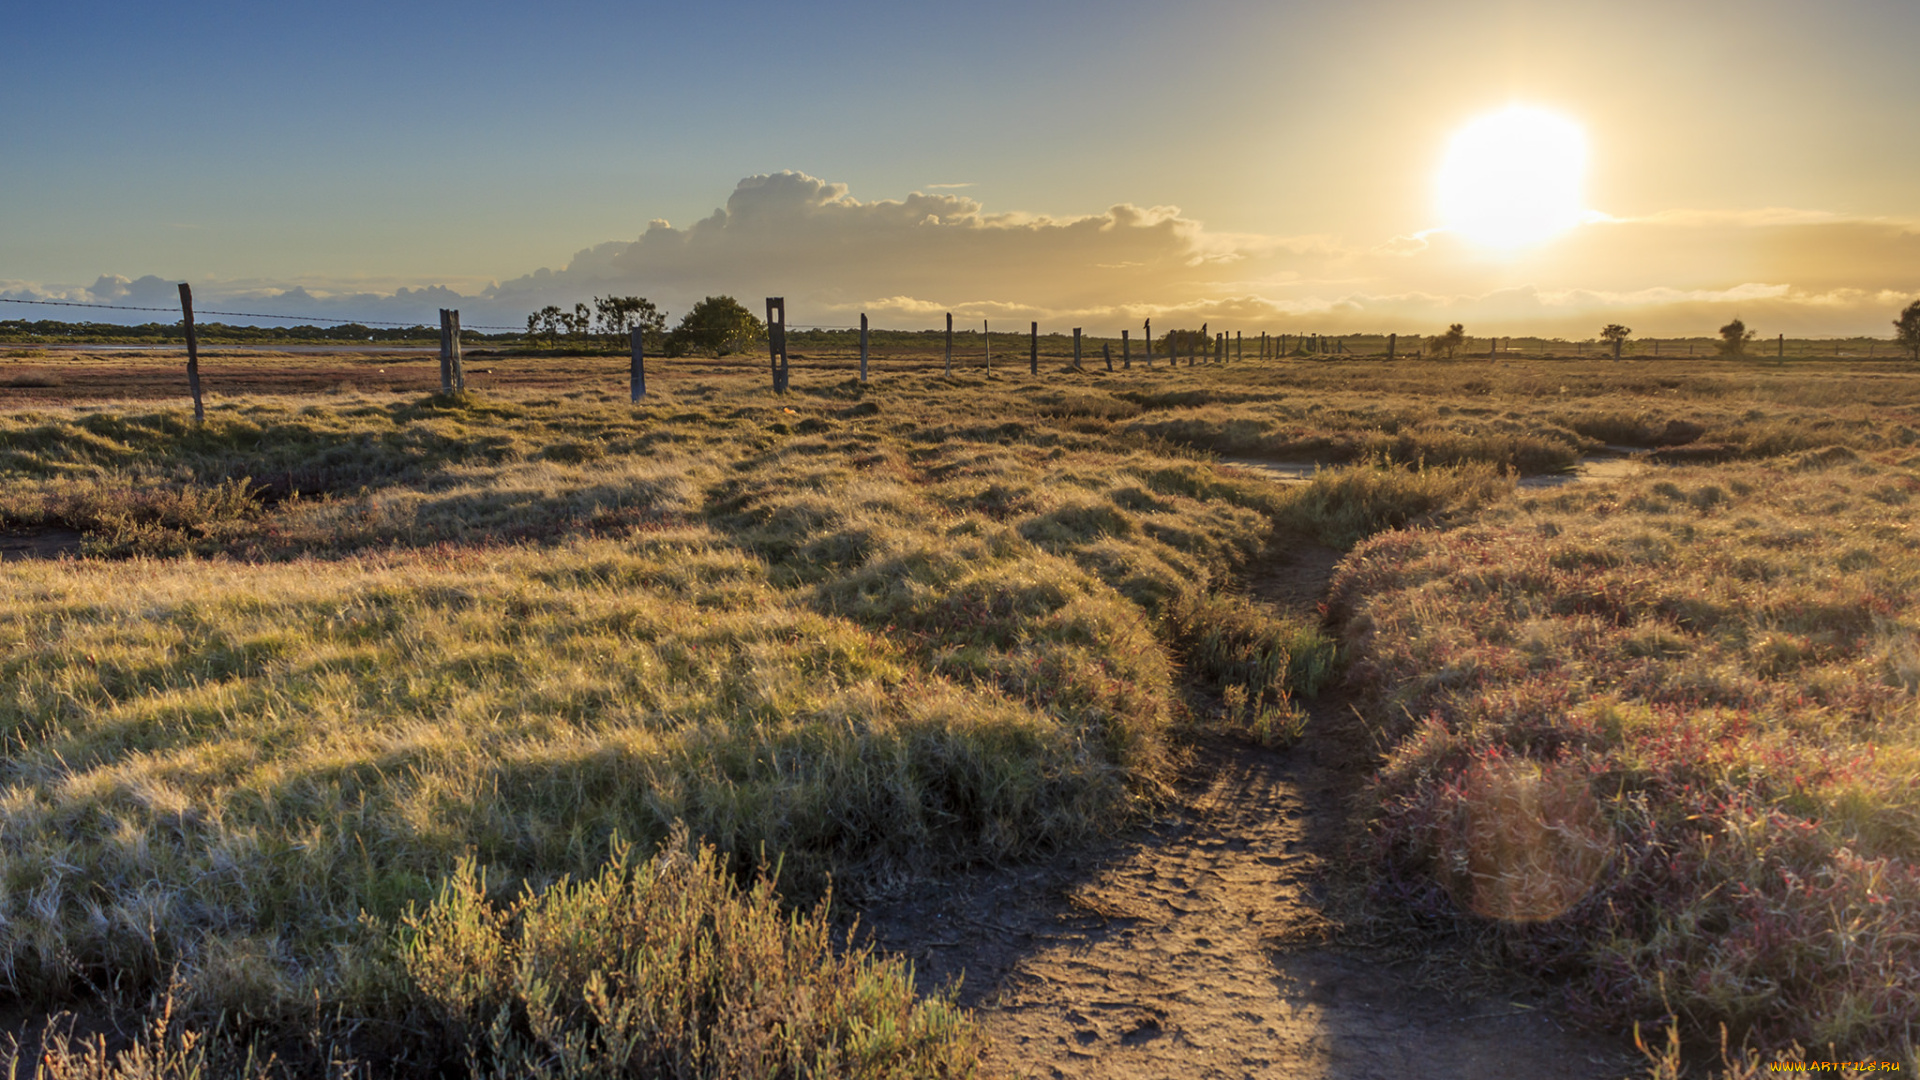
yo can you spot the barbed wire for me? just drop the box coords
[0,296,522,331]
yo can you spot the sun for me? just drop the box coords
[1436,106,1588,249]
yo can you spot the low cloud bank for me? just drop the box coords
[7,172,1918,338]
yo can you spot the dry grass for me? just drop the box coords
[1334,453,1920,1058]
[0,369,1347,1073]
[10,352,1918,1073]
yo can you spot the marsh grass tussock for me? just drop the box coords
[1333,454,1920,1053]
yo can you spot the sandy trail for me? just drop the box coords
[862,540,1643,1079]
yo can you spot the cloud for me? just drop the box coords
[8,171,1919,337]
[922,182,976,190]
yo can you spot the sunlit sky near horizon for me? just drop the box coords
[5,0,1918,336]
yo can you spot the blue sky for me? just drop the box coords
[5,0,1918,335]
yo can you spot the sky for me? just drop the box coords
[4,0,1918,337]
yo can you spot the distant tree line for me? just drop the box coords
[0,318,468,343]
[524,295,765,357]
[1413,298,1920,360]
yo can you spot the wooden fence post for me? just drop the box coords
[1122,329,1131,369]
[1489,334,1497,359]
[1144,319,1153,368]
[1073,327,1082,370]
[449,310,465,391]
[983,319,991,373]
[438,308,453,393]
[945,312,953,375]
[859,313,869,382]
[1029,322,1039,375]
[1778,333,1784,358]
[178,283,204,424]
[1387,332,1396,360]
[630,326,646,401]
[1103,341,1113,371]
[766,297,789,392]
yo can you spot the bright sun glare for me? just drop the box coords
[1437,106,1588,249]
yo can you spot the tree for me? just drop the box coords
[1717,317,1755,356]
[565,303,593,342]
[1432,323,1466,359]
[1895,299,1920,362]
[1159,328,1207,357]
[1600,323,1631,359]
[594,295,666,345]
[526,305,565,346]
[667,296,765,357]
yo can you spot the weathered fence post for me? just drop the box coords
[1122,329,1132,369]
[449,309,465,391]
[178,282,204,424]
[630,326,647,401]
[1778,333,1784,357]
[1073,327,1082,370]
[766,297,789,392]
[1103,341,1113,371]
[439,308,453,393]
[1029,322,1039,375]
[1387,332,1397,360]
[945,312,953,375]
[1144,319,1153,368]
[859,313,869,382]
[1235,330,1241,362]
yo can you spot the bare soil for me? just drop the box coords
[860,540,1645,1079]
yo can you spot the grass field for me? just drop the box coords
[0,350,1914,1074]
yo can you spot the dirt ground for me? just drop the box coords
[860,540,1646,1080]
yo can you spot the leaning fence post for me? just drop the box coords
[449,309,465,390]
[178,282,204,424]
[766,297,789,392]
[1029,322,1039,375]
[439,308,453,393]
[1122,329,1131,369]
[945,312,953,375]
[1073,327,1082,370]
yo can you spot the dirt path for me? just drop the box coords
[861,540,1644,1079]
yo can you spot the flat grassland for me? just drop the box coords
[0,349,1914,1075]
